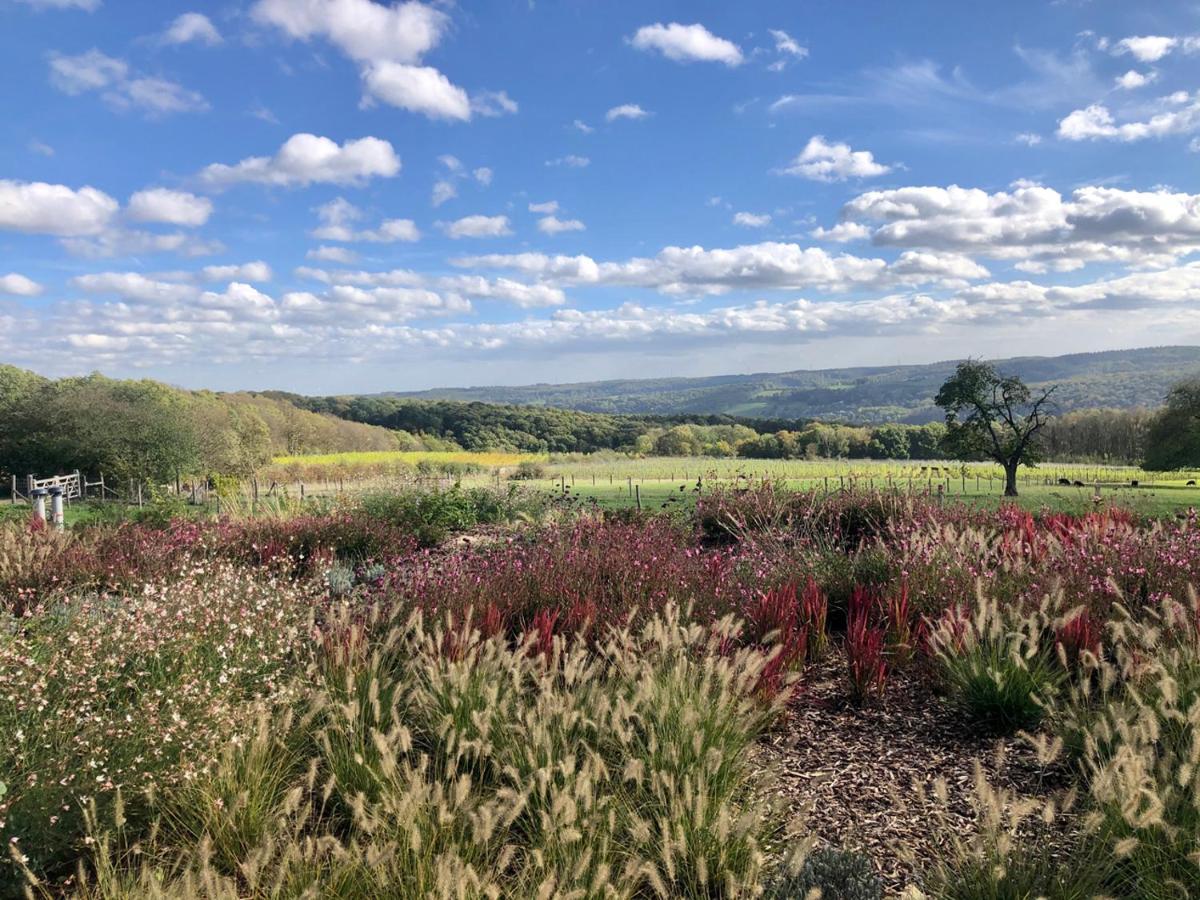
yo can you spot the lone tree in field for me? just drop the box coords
[935,360,1056,497]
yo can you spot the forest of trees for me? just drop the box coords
[0,366,404,486]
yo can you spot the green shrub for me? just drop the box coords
[763,847,882,899]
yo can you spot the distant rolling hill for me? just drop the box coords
[386,346,1200,424]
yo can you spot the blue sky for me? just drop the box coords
[2,0,1200,393]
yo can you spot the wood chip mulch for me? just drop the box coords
[754,656,1077,896]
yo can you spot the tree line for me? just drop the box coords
[2,363,1197,490]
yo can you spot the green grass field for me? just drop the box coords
[528,457,1200,516]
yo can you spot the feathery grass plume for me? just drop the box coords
[1069,597,1200,898]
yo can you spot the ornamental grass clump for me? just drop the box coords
[33,602,787,898]
[926,592,1065,734]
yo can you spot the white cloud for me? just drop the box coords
[833,182,1200,269]
[546,155,590,168]
[767,28,806,70]
[780,136,892,182]
[770,29,806,58]
[198,133,401,188]
[811,221,871,242]
[251,0,447,64]
[162,12,222,46]
[438,275,565,308]
[1113,35,1178,62]
[0,179,118,236]
[572,119,594,134]
[310,197,419,242]
[440,215,513,239]
[457,241,986,295]
[470,90,518,117]
[362,62,471,120]
[47,48,125,92]
[27,139,55,157]
[73,271,199,303]
[537,215,585,235]
[630,22,743,66]
[48,49,208,115]
[606,103,649,122]
[127,188,213,226]
[733,212,771,228]
[16,0,98,10]
[0,274,44,297]
[432,179,457,206]
[1058,92,1200,142]
[473,167,493,186]
[61,230,222,259]
[529,200,559,214]
[1115,69,1156,90]
[1015,132,1042,146]
[307,245,359,264]
[200,261,272,282]
[252,0,501,123]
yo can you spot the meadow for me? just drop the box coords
[2,477,1200,898]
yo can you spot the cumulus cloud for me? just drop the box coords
[61,230,223,259]
[0,179,118,236]
[126,188,213,226]
[199,261,272,282]
[252,0,510,122]
[630,22,743,66]
[606,103,649,122]
[1112,35,1178,62]
[1114,69,1156,90]
[0,274,44,296]
[529,201,559,214]
[780,136,893,182]
[362,62,470,120]
[310,197,419,243]
[733,212,771,228]
[545,155,590,168]
[572,119,594,134]
[831,182,1200,269]
[473,167,493,186]
[72,271,199,303]
[198,133,400,188]
[162,12,222,46]
[537,215,585,235]
[440,215,513,239]
[456,241,987,295]
[1015,132,1042,146]
[48,49,208,115]
[1057,92,1200,142]
[251,0,447,65]
[307,245,359,264]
